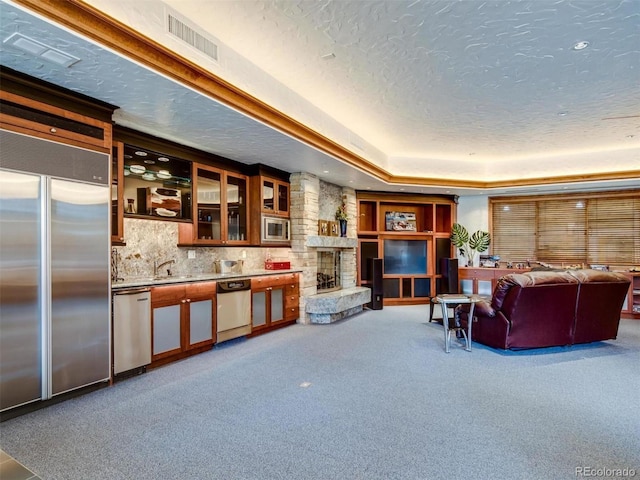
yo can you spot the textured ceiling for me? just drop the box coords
[1,0,639,196]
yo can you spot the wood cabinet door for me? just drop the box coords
[185,282,216,349]
[151,285,185,359]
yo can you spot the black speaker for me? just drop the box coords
[439,257,459,294]
[367,258,383,310]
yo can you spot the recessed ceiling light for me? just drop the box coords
[134,151,148,156]
[143,159,155,164]
[572,41,590,51]
[3,32,80,67]
[158,157,170,162]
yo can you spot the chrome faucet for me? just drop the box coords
[154,259,176,277]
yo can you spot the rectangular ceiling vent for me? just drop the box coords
[166,10,218,62]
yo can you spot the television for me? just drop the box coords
[383,239,427,275]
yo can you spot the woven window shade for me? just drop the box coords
[491,202,536,263]
[587,197,640,264]
[490,190,640,266]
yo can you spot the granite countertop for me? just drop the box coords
[112,268,302,290]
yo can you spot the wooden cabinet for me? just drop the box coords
[250,273,299,335]
[111,142,125,244]
[248,175,291,245]
[357,193,457,305]
[0,90,113,153]
[253,176,289,217]
[179,164,250,245]
[621,273,640,319]
[121,143,192,221]
[458,267,531,297]
[151,281,216,365]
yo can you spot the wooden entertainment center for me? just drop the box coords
[356,192,457,306]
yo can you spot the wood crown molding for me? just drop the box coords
[13,0,640,191]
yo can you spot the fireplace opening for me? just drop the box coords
[317,250,341,293]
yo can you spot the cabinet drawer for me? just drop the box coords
[285,282,299,295]
[151,284,186,305]
[252,273,298,288]
[284,293,299,309]
[284,306,299,321]
[185,281,216,298]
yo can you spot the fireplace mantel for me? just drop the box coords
[305,236,358,249]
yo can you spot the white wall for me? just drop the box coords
[457,195,490,233]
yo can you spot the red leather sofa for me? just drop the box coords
[458,269,630,350]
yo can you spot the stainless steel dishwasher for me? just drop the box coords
[216,280,252,343]
[113,288,152,375]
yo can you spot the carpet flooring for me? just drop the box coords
[1,305,639,480]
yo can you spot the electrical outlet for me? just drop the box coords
[241,250,246,259]
[188,250,196,259]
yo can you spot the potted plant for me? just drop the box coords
[335,203,348,237]
[450,223,491,267]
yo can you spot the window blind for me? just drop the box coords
[490,190,640,266]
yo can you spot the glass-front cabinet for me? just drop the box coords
[260,176,289,217]
[121,144,192,220]
[187,164,249,245]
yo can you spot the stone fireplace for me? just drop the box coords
[317,250,341,293]
[288,173,371,324]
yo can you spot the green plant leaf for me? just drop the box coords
[469,230,491,253]
[450,223,469,247]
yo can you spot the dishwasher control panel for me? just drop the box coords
[217,280,251,293]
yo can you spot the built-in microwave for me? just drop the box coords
[262,215,290,243]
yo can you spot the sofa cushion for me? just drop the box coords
[568,269,629,284]
[490,270,578,311]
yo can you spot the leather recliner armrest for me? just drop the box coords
[457,300,496,318]
[473,300,496,318]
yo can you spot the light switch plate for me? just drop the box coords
[188,250,196,259]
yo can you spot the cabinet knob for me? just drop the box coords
[181,299,186,304]
[50,127,57,133]
[186,299,191,303]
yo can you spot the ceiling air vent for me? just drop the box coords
[166,11,218,62]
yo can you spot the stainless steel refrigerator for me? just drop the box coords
[0,129,111,412]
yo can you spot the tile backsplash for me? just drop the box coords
[113,218,291,278]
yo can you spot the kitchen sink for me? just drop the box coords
[154,274,193,281]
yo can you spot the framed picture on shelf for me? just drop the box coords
[385,211,417,231]
[329,221,339,237]
[318,220,329,236]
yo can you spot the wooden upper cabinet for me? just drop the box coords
[179,163,250,245]
[256,176,289,217]
[111,141,125,245]
[0,68,114,153]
